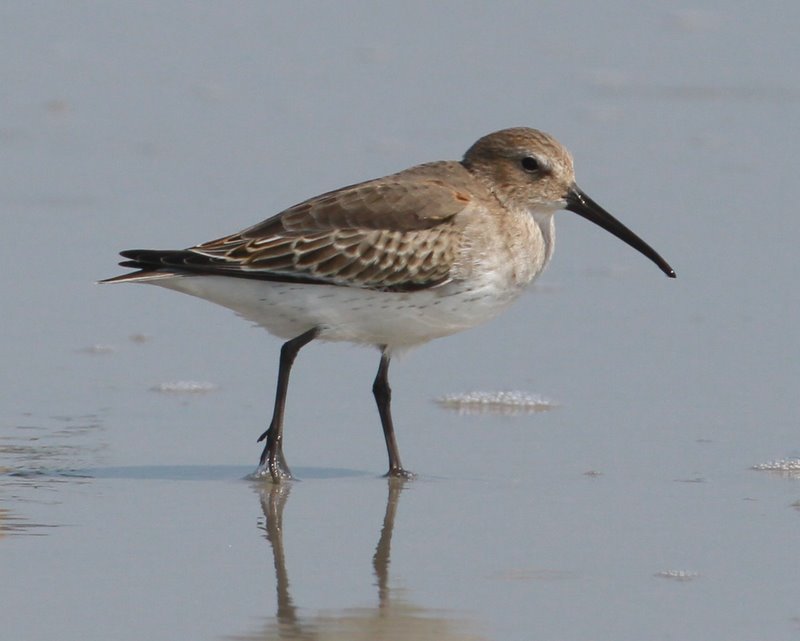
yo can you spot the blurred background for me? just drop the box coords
[2,3,798,641]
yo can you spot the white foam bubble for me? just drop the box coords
[150,381,218,394]
[655,570,699,582]
[434,391,556,416]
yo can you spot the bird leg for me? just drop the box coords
[373,348,413,478]
[258,327,319,482]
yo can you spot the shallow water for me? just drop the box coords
[2,3,800,640]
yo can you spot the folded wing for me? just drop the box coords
[107,162,475,291]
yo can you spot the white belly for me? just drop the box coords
[149,274,529,351]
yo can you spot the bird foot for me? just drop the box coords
[254,458,293,483]
[385,467,416,480]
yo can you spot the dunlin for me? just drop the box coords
[102,127,675,481]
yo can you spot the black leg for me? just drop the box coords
[372,348,413,478]
[258,327,319,482]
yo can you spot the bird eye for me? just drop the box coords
[520,156,540,172]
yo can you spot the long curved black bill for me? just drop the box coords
[565,185,676,278]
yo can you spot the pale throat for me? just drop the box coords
[493,207,556,288]
[530,208,557,269]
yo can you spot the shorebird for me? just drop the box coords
[102,127,675,481]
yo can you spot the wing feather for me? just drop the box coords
[113,161,479,291]
[188,163,474,290]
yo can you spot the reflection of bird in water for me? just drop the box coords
[239,479,488,641]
